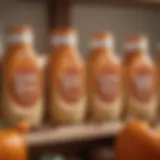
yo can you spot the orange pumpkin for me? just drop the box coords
[15,121,32,133]
[115,121,160,160]
[0,130,28,160]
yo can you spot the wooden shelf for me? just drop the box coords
[23,122,124,147]
[74,0,160,7]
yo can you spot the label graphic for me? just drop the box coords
[58,68,84,103]
[130,69,154,102]
[9,67,41,107]
[95,69,120,102]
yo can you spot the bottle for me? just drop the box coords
[123,36,150,118]
[88,32,123,121]
[1,26,44,127]
[126,36,157,121]
[48,28,87,124]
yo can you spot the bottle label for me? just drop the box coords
[124,40,148,51]
[90,38,114,49]
[7,33,33,44]
[9,67,41,107]
[58,68,85,103]
[51,35,77,46]
[95,69,120,102]
[130,69,154,102]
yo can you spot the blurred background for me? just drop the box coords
[0,0,160,160]
[1,0,160,55]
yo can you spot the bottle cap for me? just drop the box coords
[50,28,77,46]
[124,35,148,52]
[90,32,115,49]
[7,25,33,44]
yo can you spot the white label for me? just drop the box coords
[51,35,77,46]
[7,33,33,44]
[90,38,114,49]
[124,40,148,51]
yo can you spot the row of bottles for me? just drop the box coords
[0,26,158,127]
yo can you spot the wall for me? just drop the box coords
[0,1,48,53]
[71,3,160,56]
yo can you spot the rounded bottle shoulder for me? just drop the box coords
[3,47,40,70]
[88,51,121,67]
[48,49,85,67]
[130,54,155,69]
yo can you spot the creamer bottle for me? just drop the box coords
[123,36,150,116]
[126,36,157,121]
[48,28,87,124]
[1,26,44,127]
[88,32,123,121]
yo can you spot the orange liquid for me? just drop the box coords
[88,33,122,121]
[126,52,157,121]
[1,26,43,126]
[48,28,87,124]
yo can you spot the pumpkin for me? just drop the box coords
[15,121,32,133]
[115,121,160,160]
[0,130,28,160]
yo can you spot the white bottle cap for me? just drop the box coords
[124,36,148,52]
[90,32,115,49]
[7,26,33,45]
[7,33,33,44]
[50,28,78,46]
[90,38,114,49]
[51,35,77,46]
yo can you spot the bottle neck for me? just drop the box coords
[125,49,148,57]
[7,33,33,50]
[91,47,114,55]
[50,35,77,49]
[51,43,77,51]
[124,41,148,55]
[7,43,33,50]
[90,38,115,55]
[50,44,78,58]
[6,43,34,56]
[124,49,147,65]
